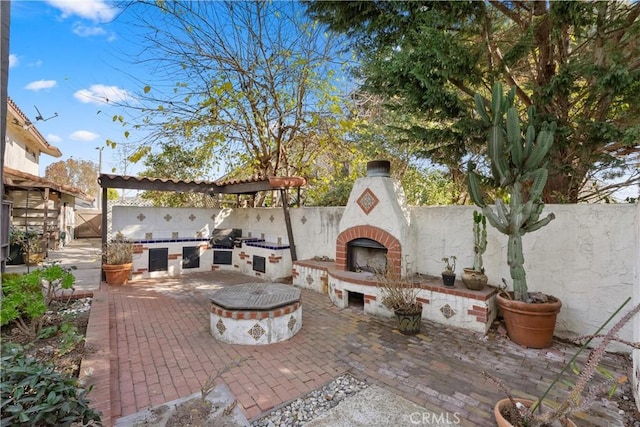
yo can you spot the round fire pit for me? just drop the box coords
[210,283,302,345]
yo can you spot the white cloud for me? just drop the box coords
[25,80,57,91]
[72,22,107,37]
[46,0,118,23]
[46,134,62,143]
[74,84,133,105]
[70,130,99,141]
[9,54,18,68]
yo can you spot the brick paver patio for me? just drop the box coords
[80,271,631,426]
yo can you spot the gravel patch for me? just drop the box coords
[250,374,368,427]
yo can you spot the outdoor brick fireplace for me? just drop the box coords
[336,225,401,275]
[335,160,410,277]
[292,159,498,335]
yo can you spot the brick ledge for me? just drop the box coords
[78,284,111,426]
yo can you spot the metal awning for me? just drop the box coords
[97,173,306,195]
[98,173,307,262]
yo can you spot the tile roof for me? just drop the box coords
[3,166,94,201]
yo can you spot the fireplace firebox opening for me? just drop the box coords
[347,238,387,273]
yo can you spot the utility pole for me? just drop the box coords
[95,147,103,210]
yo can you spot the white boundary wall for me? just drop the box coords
[111,203,638,352]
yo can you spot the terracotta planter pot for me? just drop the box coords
[394,308,422,335]
[497,293,562,349]
[103,263,133,285]
[461,268,487,290]
[494,398,576,427]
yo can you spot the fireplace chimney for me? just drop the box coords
[366,160,391,177]
[336,159,412,277]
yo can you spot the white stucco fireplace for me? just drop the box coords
[335,160,412,277]
[293,160,498,334]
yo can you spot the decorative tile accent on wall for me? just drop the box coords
[189,214,196,222]
[137,213,146,222]
[145,232,153,239]
[256,214,261,222]
[287,316,297,331]
[269,215,275,223]
[172,232,179,239]
[357,188,379,215]
[301,215,307,224]
[164,214,172,222]
[306,274,314,286]
[248,323,266,341]
[216,319,226,335]
[440,304,456,319]
[211,214,217,221]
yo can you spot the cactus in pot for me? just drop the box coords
[467,82,556,303]
[472,210,486,272]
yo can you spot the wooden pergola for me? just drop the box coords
[97,174,307,261]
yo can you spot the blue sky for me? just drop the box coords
[9,0,141,176]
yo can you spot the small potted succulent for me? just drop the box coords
[102,236,134,285]
[462,211,488,290]
[441,256,456,287]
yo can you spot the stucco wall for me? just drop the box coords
[4,129,39,175]
[111,202,637,349]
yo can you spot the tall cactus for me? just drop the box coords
[467,83,556,302]
[472,211,487,272]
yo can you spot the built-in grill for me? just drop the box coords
[210,228,242,248]
[347,238,387,273]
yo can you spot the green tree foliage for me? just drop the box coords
[45,159,98,198]
[307,1,640,203]
[106,188,119,200]
[351,91,461,204]
[139,142,215,207]
[116,1,355,205]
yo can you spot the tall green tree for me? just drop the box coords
[307,1,640,203]
[115,1,354,205]
[139,141,216,207]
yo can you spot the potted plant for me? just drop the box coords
[20,231,45,266]
[468,82,559,348]
[376,267,423,335]
[488,299,640,427]
[102,237,133,285]
[8,225,25,265]
[461,211,488,290]
[441,256,456,287]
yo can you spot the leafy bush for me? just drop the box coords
[0,351,102,426]
[0,264,75,338]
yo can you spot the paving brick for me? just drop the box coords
[94,271,631,426]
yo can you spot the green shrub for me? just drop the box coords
[0,351,102,426]
[0,264,75,338]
